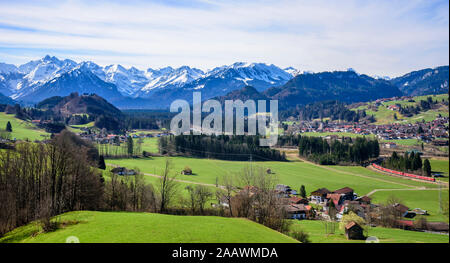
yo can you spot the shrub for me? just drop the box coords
[289,229,311,243]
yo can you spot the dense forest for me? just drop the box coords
[279,100,370,122]
[158,135,286,161]
[382,151,432,176]
[298,136,379,165]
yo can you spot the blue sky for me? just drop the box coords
[0,0,448,77]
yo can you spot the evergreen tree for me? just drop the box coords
[127,136,134,156]
[5,121,12,132]
[413,153,422,171]
[423,159,432,177]
[98,155,106,170]
[299,185,306,198]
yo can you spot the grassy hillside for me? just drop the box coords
[0,211,298,243]
[351,93,449,125]
[0,112,50,141]
[290,220,449,243]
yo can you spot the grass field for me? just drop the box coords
[370,189,449,222]
[105,154,449,225]
[0,112,50,141]
[141,137,159,153]
[107,156,437,194]
[0,211,298,243]
[290,220,449,243]
[430,159,449,179]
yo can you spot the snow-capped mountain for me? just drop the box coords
[12,63,123,103]
[0,62,18,74]
[136,66,204,97]
[102,64,149,96]
[284,67,301,76]
[19,55,77,85]
[135,62,295,107]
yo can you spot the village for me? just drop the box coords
[212,183,450,240]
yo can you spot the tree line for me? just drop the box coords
[158,135,286,161]
[298,136,380,165]
[0,130,296,239]
[382,151,432,176]
[280,100,371,123]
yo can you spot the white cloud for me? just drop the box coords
[0,0,448,77]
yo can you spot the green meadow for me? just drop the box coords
[290,220,449,243]
[429,159,449,182]
[106,155,438,197]
[370,189,449,222]
[0,112,50,141]
[0,211,297,243]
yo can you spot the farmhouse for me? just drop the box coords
[333,187,356,201]
[310,188,331,203]
[289,196,309,205]
[285,204,312,220]
[393,203,416,218]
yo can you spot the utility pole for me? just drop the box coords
[249,154,253,178]
[439,180,442,214]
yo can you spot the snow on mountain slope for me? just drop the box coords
[102,64,149,96]
[137,66,204,95]
[2,55,297,105]
[0,62,18,74]
[19,55,77,85]
[13,63,123,103]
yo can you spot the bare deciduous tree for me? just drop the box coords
[157,159,178,213]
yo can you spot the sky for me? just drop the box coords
[0,0,448,77]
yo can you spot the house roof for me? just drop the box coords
[358,196,372,203]
[393,203,410,214]
[333,187,354,195]
[345,221,360,230]
[311,188,331,195]
[289,196,307,204]
[286,204,311,213]
[327,193,342,206]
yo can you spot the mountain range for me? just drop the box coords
[0,55,448,109]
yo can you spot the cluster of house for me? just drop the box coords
[77,129,168,145]
[271,185,449,233]
[286,116,448,144]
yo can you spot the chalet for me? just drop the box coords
[285,204,312,220]
[276,184,295,197]
[327,193,343,207]
[333,187,356,201]
[387,104,400,111]
[393,203,416,218]
[289,196,309,205]
[310,188,331,203]
[345,221,365,240]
